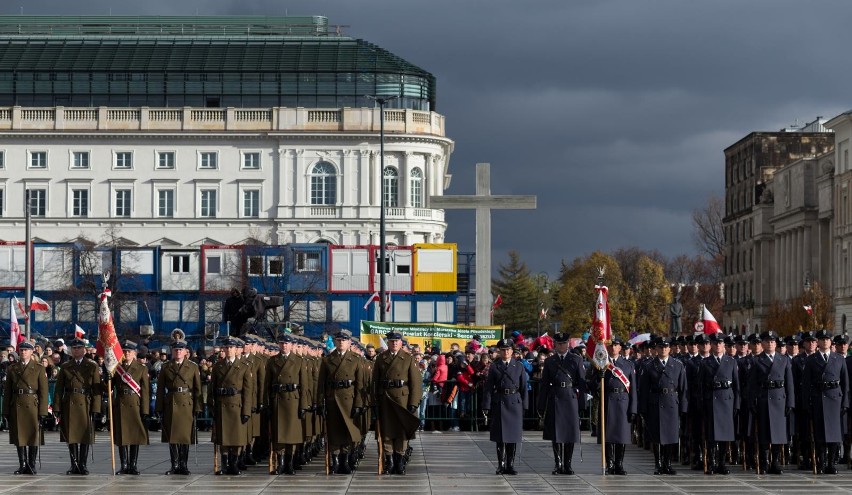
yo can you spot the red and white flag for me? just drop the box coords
[30,296,50,312]
[385,290,392,313]
[586,285,613,364]
[74,324,86,339]
[95,289,123,375]
[702,306,722,334]
[539,307,548,319]
[492,294,503,310]
[803,305,813,315]
[9,300,22,349]
[13,297,28,321]
[363,291,380,310]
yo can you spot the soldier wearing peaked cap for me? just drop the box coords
[803,330,849,474]
[793,330,817,469]
[484,339,528,475]
[209,337,254,476]
[596,336,636,475]
[372,331,422,475]
[748,331,794,475]
[265,333,310,475]
[698,332,740,474]
[3,341,48,475]
[155,338,202,476]
[111,340,150,475]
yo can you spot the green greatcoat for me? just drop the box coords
[3,360,48,446]
[372,351,423,441]
[111,359,151,446]
[53,358,102,444]
[265,353,310,446]
[208,358,254,447]
[155,359,202,444]
[317,349,365,447]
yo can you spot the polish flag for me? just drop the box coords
[539,307,548,319]
[492,294,503,310]
[803,305,813,315]
[13,297,28,321]
[385,291,391,313]
[702,306,722,334]
[74,324,86,339]
[9,301,21,348]
[363,292,380,310]
[30,296,50,312]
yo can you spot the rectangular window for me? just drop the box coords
[199,152,218,169]
[78,301,97,322]
[115,189,132,217]
[26,189,46,216]
[72,189,88,217]
[157,151,175,169]
[0,188,4,217]
[119,301,137,322]
[0,151,5,169]
[206,255,221,274]
[268,257,283,275]
[331,300,350,322]
[157,189,174,217]
[309,301,326,322]
[30,151,47,168]
[72,151,90,169]
[171,254,190,273]
[242,152,260,169]
[115,151,133,169]
[296,251,320,272]
[243,190,259,217]
[200,189,217,217]
[163,300,181,321]
[205,301,222,323]
[248,256,263,275]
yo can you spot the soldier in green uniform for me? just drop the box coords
[266,334,310,474]
[209,337,254,475]
[317,329,366,474]
[243,335,265,467]
[3,341,48,475]
[306,342,322,462]
[372,331,423,475]
[155,338,202,475]
[53,338,102,475]
[355,342,374,467]
[112,340,150,475]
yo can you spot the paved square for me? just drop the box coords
[0,430,849,494]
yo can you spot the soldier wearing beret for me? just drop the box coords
[483,339,529,475]
[265,334,310,475]
[372,331,422,475]
[698,332,740,474]
[3,341,48,475]
[156,338,202,475]
[748,331,794,474]
[537,332,587,475]
[803,330,849,474]
[53,338,102,475]
[112,340,150,475]
[317,330,366,474]
[638,337,687,475]
[793,331,817,469]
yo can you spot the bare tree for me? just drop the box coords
[692,195,725,260]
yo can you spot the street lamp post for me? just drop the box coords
[804,273,815,331]
[367,95,398,322]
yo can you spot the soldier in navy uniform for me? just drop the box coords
[747,331,794,475]
[483,339,528,475]
[793,331,816,470]
[803,330,849,474]
[598,336,637,475]
[784,335,799,465]
[832,334,851,466]
[638,336,687,475]
[698,332,740,474]
[537,332,586,475]
[686,333,710,469]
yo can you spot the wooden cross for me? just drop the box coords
[430,163,537,326]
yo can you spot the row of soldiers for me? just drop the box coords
[1,328,424,477]
[630,329,850,476]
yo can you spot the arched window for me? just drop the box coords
[383,166,399,207]
[410,167,423,207]
[310,161,337,205]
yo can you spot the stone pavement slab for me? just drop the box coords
[0,431,849,493]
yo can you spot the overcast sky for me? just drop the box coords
[11,0,852,279]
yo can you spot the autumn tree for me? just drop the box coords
[632,256,671,334]
[492,250,539,332]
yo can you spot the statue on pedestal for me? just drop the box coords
[669,288,683,337]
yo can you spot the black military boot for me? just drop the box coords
[347,450,357,472]
[759,446,771,474]
[768,445,784,475]
[653,444,663,475]
[26,446,37,475]
[165,444,179,475]
[715,443,730,474]
[336,452,351,474]
[680,441,690,465]
[282,453,295,475]
[382,453,394,475]
[227,450,241,476]
[612,444,627,475]
[14,446,26,475]
[562,443,575,475]
[329,452,338,475]
[730,440,740,465]
[244,444,256,466]
[504,443,518,475]
[691,441,704,471]
[495,442,505,475]
[237,450,247,471]
[605,443,615,474]
[394,452,407,475]
[662,444,677,475]
[551,442,563,475]
[825,444,839,475]
[116,445,128,475]
[127,445,140,475]
[66,444,80,475]
[705,443,716,475]
[179,444,191,475]
[78,444,90,475]
[293,445,304,470]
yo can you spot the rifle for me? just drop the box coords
[324,405,330,475]
[376,410,384,475]
[703,418,708,475]
[754,415,759,475]
[810,419,817,475]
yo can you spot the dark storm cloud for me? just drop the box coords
[12,0,852,275]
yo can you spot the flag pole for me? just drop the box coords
[600,371,606,475]
[107,378,116,476]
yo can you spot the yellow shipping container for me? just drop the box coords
[413,243,457,292]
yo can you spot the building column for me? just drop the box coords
[774,232,780,300]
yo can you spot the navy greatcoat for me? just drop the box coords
[747,352,794,445]
[638,357,687,445]
[536,352,586,443]
[601,356,637,444]
[698,354,740,442]
[802,351,849,443]
[483,359,528,444]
